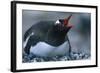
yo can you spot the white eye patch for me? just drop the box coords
[55,20,61,25]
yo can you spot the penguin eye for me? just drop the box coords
[55,20,61,25]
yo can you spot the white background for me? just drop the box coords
[0,0,99,73]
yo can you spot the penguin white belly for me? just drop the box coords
[30,41,69,57]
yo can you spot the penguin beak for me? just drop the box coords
[63,14,73,28]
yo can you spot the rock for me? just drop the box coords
[23,51,90,63]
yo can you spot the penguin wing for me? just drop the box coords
[24,34,40,54]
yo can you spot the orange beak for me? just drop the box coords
[64,14,73,27]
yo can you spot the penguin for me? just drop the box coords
[23,15,73,57]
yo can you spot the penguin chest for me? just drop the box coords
[30,41,69,57]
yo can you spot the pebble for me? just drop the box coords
[23,52,90,63]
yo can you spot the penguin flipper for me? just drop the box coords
[24,27,33,41]
[24,35,40,55]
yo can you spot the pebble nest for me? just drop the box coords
[23,52,90,63]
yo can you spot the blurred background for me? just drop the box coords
[22,10,91,57]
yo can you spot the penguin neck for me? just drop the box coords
[45,27,67,47]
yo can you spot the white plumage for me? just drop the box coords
[30,41,69,57]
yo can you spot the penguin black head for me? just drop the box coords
[44,15,73,46]
[54,15,73,33]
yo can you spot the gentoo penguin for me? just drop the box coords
[23,15,73,57]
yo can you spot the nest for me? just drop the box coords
[23,52,90,63]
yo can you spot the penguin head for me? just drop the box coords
[54,15,73,33]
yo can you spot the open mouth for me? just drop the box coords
[63,14,73,28]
